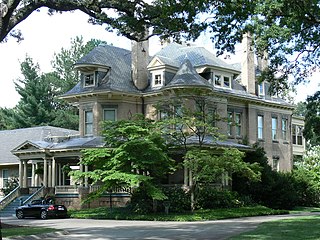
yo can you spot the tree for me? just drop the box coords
[294,101,307,117]
[304,91,320,146]
[0,0,207,43]
[155,91,260,211]
[71,115,176,204]
[0,36,102,130]
[10,56,55,128]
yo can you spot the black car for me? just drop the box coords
[15,199,68,219]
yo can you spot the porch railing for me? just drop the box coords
[89,185,132,194]
[0,186,20,210]
[22,186,45,205]
[55,185,79,194]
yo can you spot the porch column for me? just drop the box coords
[35,163,39,186]
[188,169,192,187]
[23,160,28,188]
[52,157,56,187]
[43,157,48,187]
[19,160,23,187]
[80,163,84,186]
[31,162,35,187]
[58,163,62,186]
[48,159,52,187]
[84,165,89,187]
[62,166,65,185]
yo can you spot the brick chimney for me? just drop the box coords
[131,38,149,90]
[241,33,255,94]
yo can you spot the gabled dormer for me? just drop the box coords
[147,56,178,89]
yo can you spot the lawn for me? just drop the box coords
[1,223,58,238]
[69,206,288,221]
[230,216,320,240]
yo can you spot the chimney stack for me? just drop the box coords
[241,33,256,94]
[132,37,149,90]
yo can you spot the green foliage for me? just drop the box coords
[69,205,288,221]
[1,177,19,196]
[72,116,176,203]
[0,37,101,130]
[197,187,244,209]
[233,145,320,210]
[304,91,320,146]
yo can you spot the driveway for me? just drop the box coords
[2,212,320,240]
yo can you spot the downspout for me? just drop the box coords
[141,97,145,116]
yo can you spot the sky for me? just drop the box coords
[0,9,319,109]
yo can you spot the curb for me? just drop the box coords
[3,230,69,240]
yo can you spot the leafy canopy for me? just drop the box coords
[72,115,176,202]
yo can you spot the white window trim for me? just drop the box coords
[213,72,232,89]
[272,117,277,140]
[151,70,164,88]
[257,115,264,139]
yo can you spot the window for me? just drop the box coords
[272,157,280,172]
[257,115,264,139]
[223,76,231,88]
[154,74,162,86]
[235,113,242,136]
[297,126,303,145]
[214,75,222,86]
[84,73,95,87]
[84,110,93,135]
[2,169,8,187]
[227,112,233,136]
[227,111,242,137]
[258,83,265,96]
[282,118,288,140]
[272,117,277,140]
[103,109,117,121]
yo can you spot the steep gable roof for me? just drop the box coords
[165,59,212,89]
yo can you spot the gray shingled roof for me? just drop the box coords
[155,43,240,72]
[64,44,140,96]
[0,126,78,165]
[165,59,212,89]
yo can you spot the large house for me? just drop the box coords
[1,35,306,209]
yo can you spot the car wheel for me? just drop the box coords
[40,210,48,220]
[16,210,24,219]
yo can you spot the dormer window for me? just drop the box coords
[154,74,162,85]
[258,82,265,96]
[84,73,95,87]
[151,71,164,88]
[213,73,231,89]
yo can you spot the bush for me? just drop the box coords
[196,187,244,209]
[127,187,154,214]
[160,186,190,212]
[233,145,320,210]
[1,177,19,196]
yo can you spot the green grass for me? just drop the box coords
[2,226,58,238]
[230,216,320,239]
[290,206,320,213]
[69,206,288,221]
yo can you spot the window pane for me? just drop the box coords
[104,109,116,121]
[282,119,287,140]
[223,76,230,88]
[258,115,263,139]
[214,75,221,86]
[227,112,233,136]
[84,73,94,86]
[235,113,241,136]
[154,74,162,85]
[272,117,277,140]
[85,111,93,135]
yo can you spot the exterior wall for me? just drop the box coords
[0,165,19,190]
[78,96,142,136]
[55,187,130,210]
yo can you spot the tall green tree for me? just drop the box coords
[155,91,260,211]
[71,115,176,203]
[11,56,55,128]
[304,91,320,146]
[0,37,102,130]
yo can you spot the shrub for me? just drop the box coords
[196,187,244,209]
[160,186,190,212]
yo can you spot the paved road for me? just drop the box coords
[2,212,320,240]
